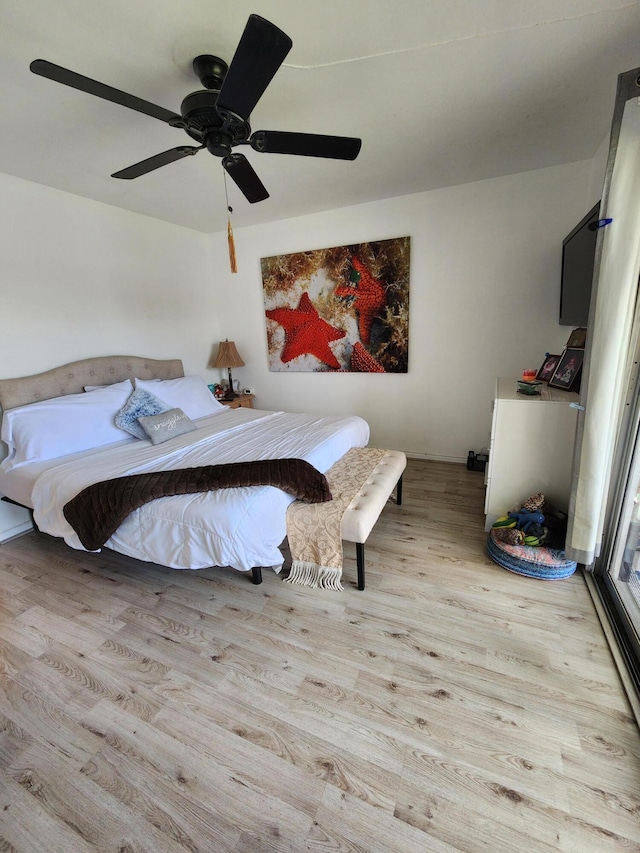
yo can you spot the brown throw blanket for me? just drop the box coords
[63,459,332,551]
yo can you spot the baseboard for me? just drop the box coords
[405,451,466,464]
[0,520,34,544]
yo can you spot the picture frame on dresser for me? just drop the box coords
[536,353,561,382]
[548,347,584,391]
[566,327,587,349]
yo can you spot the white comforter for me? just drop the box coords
[31,407,370,572]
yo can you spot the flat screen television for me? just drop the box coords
[559,201,600,327]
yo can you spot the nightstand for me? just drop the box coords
[221,394,254,409]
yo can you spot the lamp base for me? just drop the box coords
[221,389,239,401]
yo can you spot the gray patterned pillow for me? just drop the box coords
[137,408,197,445]
[115,387,171,439]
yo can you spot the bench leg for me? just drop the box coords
[396,474,403,506]
[356,543,365,590]
[251,567,263,585]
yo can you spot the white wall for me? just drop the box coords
[0,173,216,378]
[209,159,594,459]
[0,172,216,539]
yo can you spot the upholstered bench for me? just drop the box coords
[253,448,407,588]
[341,449,407,589]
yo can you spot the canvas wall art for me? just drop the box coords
[261,237,410,373]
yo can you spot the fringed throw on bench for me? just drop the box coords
[285,446,387,590]
[63,458,332,551]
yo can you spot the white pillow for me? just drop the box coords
[1,383,133,471]
[84,379,133,392]
[134,375,225,419]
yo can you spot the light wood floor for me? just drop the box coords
[1,459,639,852]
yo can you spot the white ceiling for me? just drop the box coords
[2,0,640,233]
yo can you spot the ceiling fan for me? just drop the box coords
[29,14,362,204]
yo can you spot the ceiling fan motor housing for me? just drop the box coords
[180,87,250,154]
[181,55,252,156]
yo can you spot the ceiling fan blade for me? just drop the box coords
[222,153,269,203]
[30,59,184,126]
[111,146,203,179]
[249,131,362,160]
[216,15,292,122]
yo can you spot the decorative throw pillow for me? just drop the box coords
[115,387,171,440]
[137,408,198,445]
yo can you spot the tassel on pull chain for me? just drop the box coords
[227,216,237,274]
[224,172,238,274]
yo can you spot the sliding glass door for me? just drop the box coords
[593,357,640,688]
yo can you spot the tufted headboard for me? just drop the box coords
[0,355,184,411]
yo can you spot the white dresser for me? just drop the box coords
[484,378,579,530]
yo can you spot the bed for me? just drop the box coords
[0,355,370,582]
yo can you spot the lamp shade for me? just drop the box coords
[210,340,245,369]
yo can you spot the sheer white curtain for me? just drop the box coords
[567,82,640,566]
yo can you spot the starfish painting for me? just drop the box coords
[266,291,345,369]
[335,256,386,345]
[261,237,410,373]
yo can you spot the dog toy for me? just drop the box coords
[493,527,525,545]
[521,492,545,512]
[507,510,544,534]
[492,515,516,529]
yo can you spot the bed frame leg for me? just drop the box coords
[251,567,263,585]
[356,544,365,591]
[396,474,403,506]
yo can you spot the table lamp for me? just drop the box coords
[210,339,244,400]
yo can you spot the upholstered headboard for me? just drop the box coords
[0,355,184,411]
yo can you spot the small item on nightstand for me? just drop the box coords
[517,380,542,396]
[521,369,537,381]
[208,383,225,400]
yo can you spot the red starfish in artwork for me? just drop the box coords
[335,256,386,345]
[266,291,345,369]
[351,342,385,373]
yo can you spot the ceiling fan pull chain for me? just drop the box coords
[223,170,238,274]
